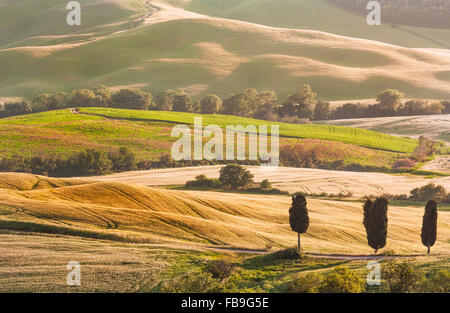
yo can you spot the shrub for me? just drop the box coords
[66,149,112,176]
[160,271,219,293]
[260,179,272,189]
[382,260,423,293]
[318,266,365,293]
[92,85,111,107]
[279,116,311,124]
[278,84,317,119]
[31,92,68,112]
[392,158,416,169]
[280,144,316,168]
[109,88,152,110]
[205,259,236,279]
[200,94,222,114]
[1,101,32,117]
[416,269,450,293]
[69,89,97,107]
[290,273,322,293]
[219,164,254,189]
[270,248,301,260]
[172,92,193,112]
[380,249,397,256]
[108,147,137,172]
[155,90,177,111]
[0,147,136,177]
[410,183,447,202]
[185,175,221,189]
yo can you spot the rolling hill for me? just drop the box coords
[0,108,415,171]
[0,172,448,254]
[0,1,449,101]
[0,0,146,48]
[166,0,450,49]
[316,114,450,143]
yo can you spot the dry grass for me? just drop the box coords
[319,114,450,142]
[0,232,168,293]
[0,173,448,255]
[87,166,450,197]
[151,42,244,77]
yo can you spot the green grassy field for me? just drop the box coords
[0,108,410,169]
[169,0,450,49]
[0,108,417,160]
[316,114,450,143]
[78,107,417,152]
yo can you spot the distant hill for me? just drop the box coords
[317,114,450,142]
[1,16,449,101]
[0,1,449,100]
[329,0,450,29]
[167,0,450,48]
[0,0,146,49]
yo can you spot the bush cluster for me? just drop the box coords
[0,147,136,177]
[368,183,450,204]
[290,266,365,293]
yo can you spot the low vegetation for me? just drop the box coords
[0,147,136,177]
[184,165,289,195]
[2,85,448,124]
[378,183,450,204]
[332,91,450,120]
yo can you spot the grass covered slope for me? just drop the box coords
[0,172,448,254]
[0,108,417,165]
[78,107,417,152]
[170,0,450,49]
[0,0,146,48]
[1,17,449,101]
[317,114,450,143]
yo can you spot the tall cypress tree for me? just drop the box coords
[363,198,389,254]
[289,194,310,252]
[421,200,438,254]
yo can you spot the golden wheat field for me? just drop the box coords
[0,172,448,255]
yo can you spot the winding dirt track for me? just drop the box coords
[86,165,450,197]
[207,247,424,260]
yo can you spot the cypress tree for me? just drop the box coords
[289,194,310,252]
[363,198,388,254]
[421,200,438,254]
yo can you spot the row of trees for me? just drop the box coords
[289,194,439,254]
[0,86,152,118]
[334,90,450,120]
[0,147,136,177]
[2,85,448,121]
